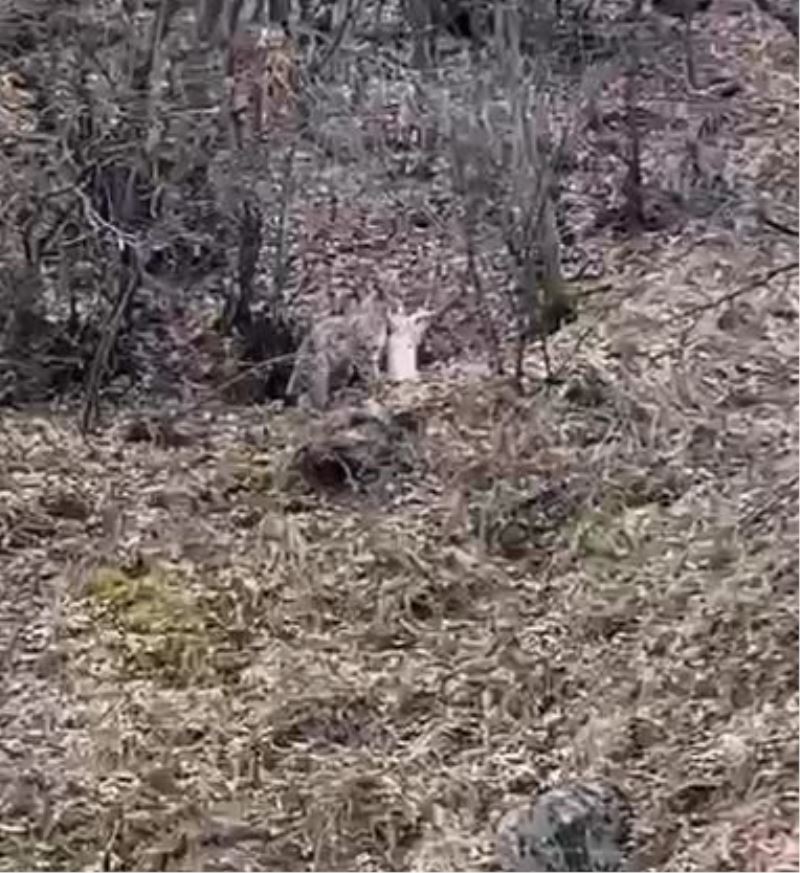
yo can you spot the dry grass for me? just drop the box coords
[0,222,796,871]
[1,5,798,870]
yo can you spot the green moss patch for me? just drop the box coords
[81,565,217,686]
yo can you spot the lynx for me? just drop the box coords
[286,294,389,409]
[496,780,634,872]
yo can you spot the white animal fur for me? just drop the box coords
[386,304,432,382]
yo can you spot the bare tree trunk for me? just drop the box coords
[682,16,698,88]
[405,0,436,68]
[537,193,564,297]
[223,200,263,331]
[271,145,297,298]
[622,26,646,231]
[133,0,181,92]
[269,0,290,25]
[81,248,141,433]
[198,0,226,41]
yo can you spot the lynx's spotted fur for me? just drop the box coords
[286,294,389,409]
[496,780,634,872]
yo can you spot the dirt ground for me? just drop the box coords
[0,2,798,872]
[1,214,797,870]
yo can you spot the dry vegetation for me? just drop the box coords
[0,0,798,871]
[1,245,797,869]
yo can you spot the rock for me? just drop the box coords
[496,780,634,872]
[289,404,424,496]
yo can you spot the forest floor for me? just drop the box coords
[0,1,798,871]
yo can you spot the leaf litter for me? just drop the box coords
[0,7,798,872]
[0,223,796,870]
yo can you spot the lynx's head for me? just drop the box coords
[351,291,389,347]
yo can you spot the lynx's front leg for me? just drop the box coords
[309,355,331,409]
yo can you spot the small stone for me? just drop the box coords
[496,780,634,872]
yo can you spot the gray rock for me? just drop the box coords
[496,780,634,872]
